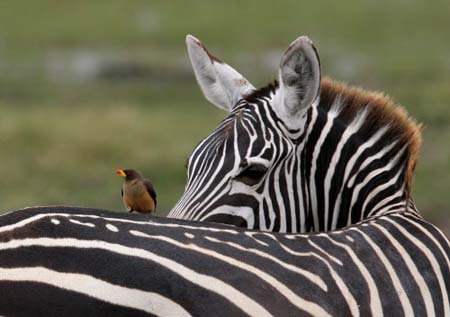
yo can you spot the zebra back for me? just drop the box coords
[1,206,449,316]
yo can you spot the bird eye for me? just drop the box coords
[234,163,268,186]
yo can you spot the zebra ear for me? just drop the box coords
[276,36,321,129]
[186,35,255,112]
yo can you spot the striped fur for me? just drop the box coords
[1,206,449,316]
[169,36,423,234]
[169,77,421,232]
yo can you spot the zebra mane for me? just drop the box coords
[244,80,279,104]
[319,77,422,197]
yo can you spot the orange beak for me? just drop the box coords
[116,169,127,178]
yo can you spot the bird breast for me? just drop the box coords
[123,180,146,195]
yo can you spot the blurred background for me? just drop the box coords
[0,1,449,234]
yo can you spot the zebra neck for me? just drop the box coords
[298,105,415,233]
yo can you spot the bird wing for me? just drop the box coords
[121,187,132,211]
[144,179,157,207]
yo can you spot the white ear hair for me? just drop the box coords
[274,36,321,129]
[186,35,255,111]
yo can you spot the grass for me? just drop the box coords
[0,1,449,233]
[0,87,224,214]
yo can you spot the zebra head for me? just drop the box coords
[168,35,420,233]
[168,35,321,229]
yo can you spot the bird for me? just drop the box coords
[116,168,157,214]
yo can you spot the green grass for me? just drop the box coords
[0,88,224,214]
[0,1,449,233]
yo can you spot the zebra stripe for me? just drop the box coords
[1,206,449,315]
[371,222,436,316]
[0,266,190,316]
[351,228,414,315]
[169,78,420,233]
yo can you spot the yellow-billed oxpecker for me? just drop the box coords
[116,168,157,214]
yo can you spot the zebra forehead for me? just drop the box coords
[218,107,263,136]
[243,80,280,104]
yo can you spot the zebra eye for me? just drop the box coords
[235,163,268,186]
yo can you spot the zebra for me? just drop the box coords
[0,35,449,316]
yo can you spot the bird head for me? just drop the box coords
[116,168,142,181]
[116,169,127,178]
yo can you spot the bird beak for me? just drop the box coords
[116,169,127,178]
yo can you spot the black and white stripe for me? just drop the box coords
[168,36,419,234]
[169,86,415,233]
[1,206,449,316]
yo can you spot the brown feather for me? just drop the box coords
[122,179,156,214]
